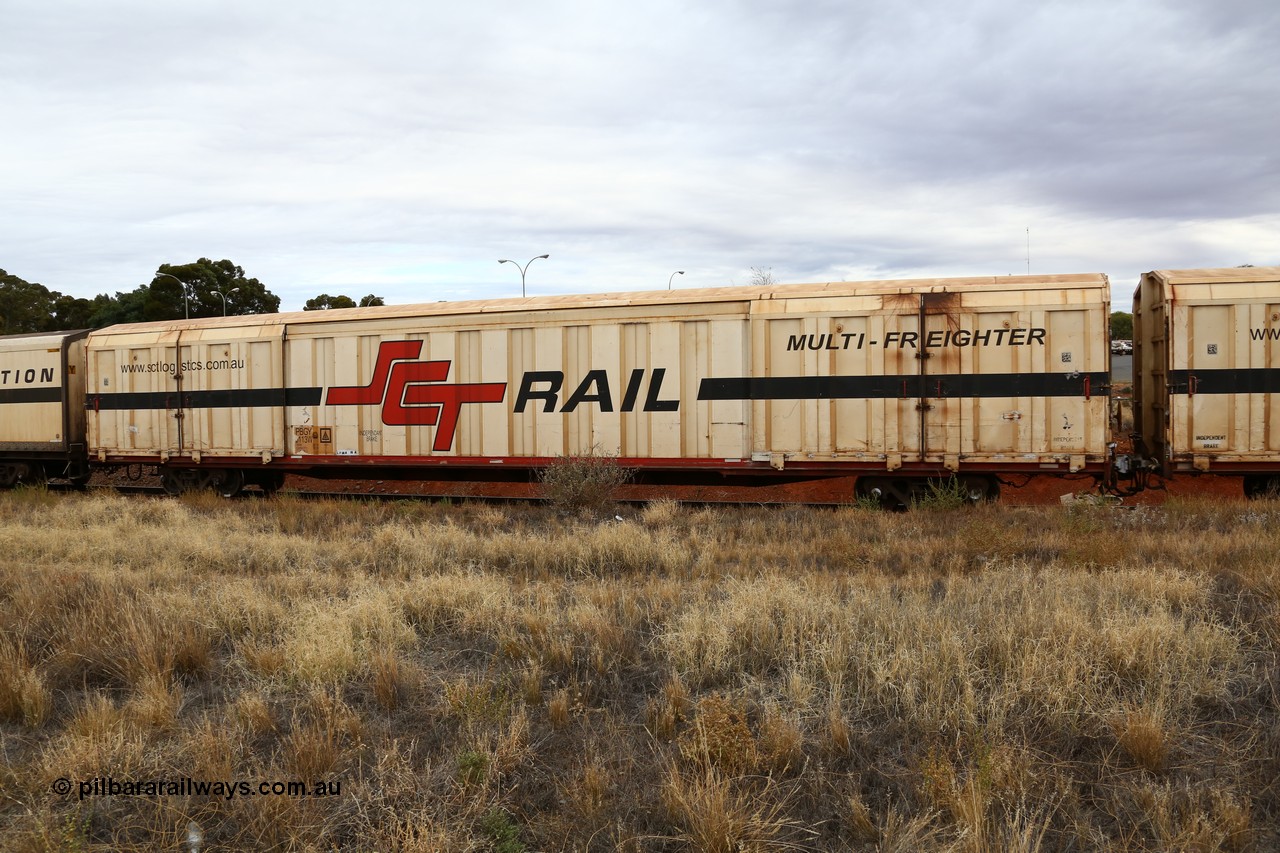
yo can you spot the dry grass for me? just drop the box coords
[0,491,1277,850]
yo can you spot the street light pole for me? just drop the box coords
[211,287,240,316]
[668,271,685,290]
[498,254,549,298]
[153,272,191,319]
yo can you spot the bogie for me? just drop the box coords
[855,475,999,510]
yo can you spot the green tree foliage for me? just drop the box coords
[304,293,385,310]
[0,269,104,334]
[0,269,56,334]
[91,259,279,325]
[143,259,280,321]
[1110,311,1133,340]
[1,260,280,333]
[303,294,358,311]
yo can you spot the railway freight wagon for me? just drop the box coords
[83,275,1111,503]
[0,330,90,487]
[1133,266,1280,495]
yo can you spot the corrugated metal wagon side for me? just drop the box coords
[282,297,753,471]
[0,329,90,486]
[84,275,1111,502]
[1134,266,1280,495]
[86,317,292,495]
[733,275,1111,506]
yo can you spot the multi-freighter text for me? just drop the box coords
[786,328,1048,351]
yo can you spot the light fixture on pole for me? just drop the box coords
[153,272,191,319]
[211,287,240,316]
[498,254,549,298]
[668,271,685,290]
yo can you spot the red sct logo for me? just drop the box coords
[325,341,506,451]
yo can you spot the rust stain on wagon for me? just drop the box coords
[881,292,917,313]
[921,291,962,316]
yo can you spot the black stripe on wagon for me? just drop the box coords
[87,387,324,410]
[0,387,63,405]
[1167,368,1280,395]
[697,372,1107,401]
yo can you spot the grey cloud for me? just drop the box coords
[1,0,1276,308]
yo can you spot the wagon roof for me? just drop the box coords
[92,274,1109,335]
[0,329,89,348]
[1147,266,1280,285]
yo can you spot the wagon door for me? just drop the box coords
[178,325,288,460]
[751,295,922,465]
[166,335,194,459]
[919,292,962,467]
[827,300,922,467]
[1261,303,1280,455]
[1175,303,1233,462]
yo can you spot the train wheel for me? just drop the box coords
[856,475,998,510]
[247,470,285,496]
[212,470,244,498]
[1245,475,1280,499]
[0,463,19,489]
[160,471,185,496]
[854,477,911,511]
[957,475,999,503]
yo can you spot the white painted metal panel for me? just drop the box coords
[0,331,81,451]
[1137,267,1280,471]
[87,327,182,459]
[746,276,1108,470]
[87,323,286,460]
[81,274,1112,473]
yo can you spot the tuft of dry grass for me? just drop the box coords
[1112,702,1171,774]
[661,765,812,852]
[0,642,50,727]
[539,449,636,518]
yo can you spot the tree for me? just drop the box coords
[748,267,776,287]
[78,259,281,325]
[303,293,384,310]
[152,259,279,319]
[304,294,358,311]
[3,260,278,332]
[1110,311,1133,340]
[0,269,57,334]
[50,292,102,330]
[0,269,106,333]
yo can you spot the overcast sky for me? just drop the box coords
[3,0,1277,311]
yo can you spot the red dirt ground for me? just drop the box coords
[272,468,1243,507]
[92,417,1246,506]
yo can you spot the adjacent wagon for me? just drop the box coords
[0,329,90,487]
[1133,266,1280,495]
